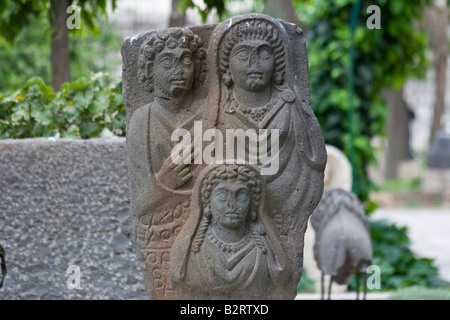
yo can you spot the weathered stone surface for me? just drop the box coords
[0,138,147,299]
[427,128,450,169]
[304,144,352,293]
[323,144,352,192]
[310,188,372,299]
[170,164,291,299]
[123,13,326,300]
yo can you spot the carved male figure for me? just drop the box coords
[126,27,206,299]
[170,164,289,299]
[130,28,206,192]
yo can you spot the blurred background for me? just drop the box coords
[1,0,449,299]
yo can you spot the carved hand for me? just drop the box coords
[155,145,196,190]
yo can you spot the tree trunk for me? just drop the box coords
[424,4,448,142]
[384,87,408,180]
[50,0,71,91]
[168,0,186,27]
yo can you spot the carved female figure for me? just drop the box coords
[214,15,326,207]
[170,164,290,299]
[202,14,327,290]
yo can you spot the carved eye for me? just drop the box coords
[234,48,250,60]
[259,47,272,59]
[215,191,228,202]
[182,55,192,65]
[159,56,172,68]
[237,190,249,201]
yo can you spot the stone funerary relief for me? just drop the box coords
[122,13,327,300]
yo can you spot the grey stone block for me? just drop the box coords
[0,138,147,300]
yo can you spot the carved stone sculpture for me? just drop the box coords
[122,13,327,300]
[171,164,290,299]
[303,144,353,293]
[310,188,373,300]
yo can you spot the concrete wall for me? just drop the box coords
[0,138,147,299]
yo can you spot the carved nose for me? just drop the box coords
[173,61,185,75]
[227,195,237,210]
[248,52,259,69]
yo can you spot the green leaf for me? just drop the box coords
[391,73,405,89]
[31,107,53,126]
[78,121,101,138]
[89,90,109,117]
[389,1,404,15]
[61,124,81,138]
[73,90,94,110]
[11,105,29,122]
[64,77,91,91]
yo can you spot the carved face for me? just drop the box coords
[229,40,275,92]
[210,180,251,230]
[153,47,195,99]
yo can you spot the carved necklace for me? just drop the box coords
[207,228,250,253]
[235,98,278,123]
[227,93,279,123]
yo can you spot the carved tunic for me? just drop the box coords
[127,102,199,298]
[217,89,325,217]
[183,232,272,293]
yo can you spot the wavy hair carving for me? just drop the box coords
[191,164,267,254]
[137,28,207,93]
[218,19,288,113]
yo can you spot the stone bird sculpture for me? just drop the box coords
[310,188,373,300]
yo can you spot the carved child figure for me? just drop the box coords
[170,164,290,299]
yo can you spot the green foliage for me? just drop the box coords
[179,0,227,23]
[178,0,265,22]
[68,17,122,83]
[0,0,117,44]
[347,219,443,291]
[70,0,118,36]
[0,73,125,139]
[0,0,44,44]
[297,267,316,293]
[294,0,441,293]
[0,9,122,94]
[0,13,51,93]
[294,0,430,210]
[381,177,422,193]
